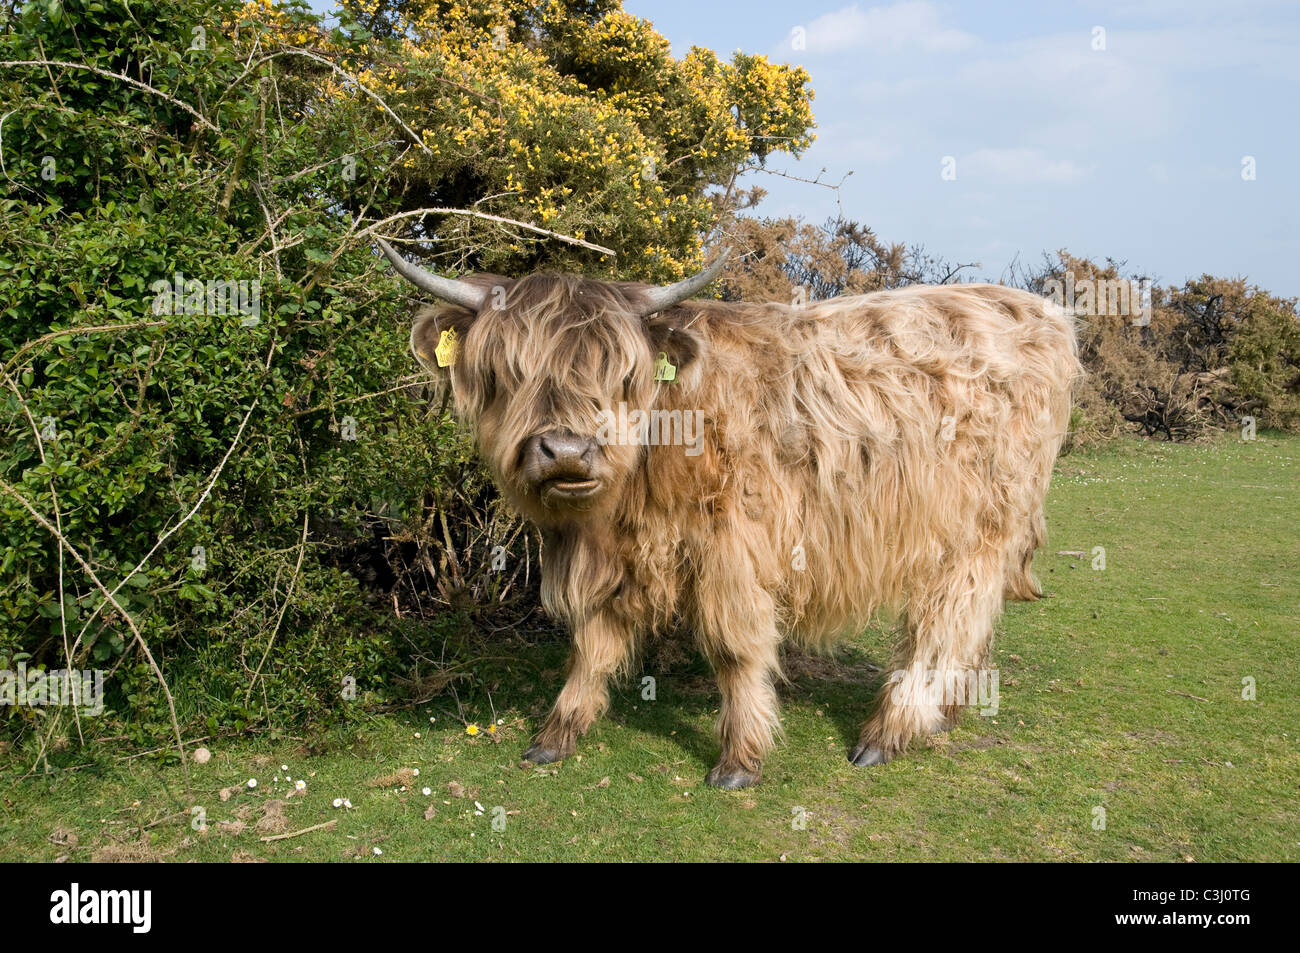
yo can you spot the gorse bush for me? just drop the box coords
[1020,253,1300,444]
[0,0,816,757]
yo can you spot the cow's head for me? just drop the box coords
[378,239,724,525]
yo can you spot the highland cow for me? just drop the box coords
[379,239,1080,789]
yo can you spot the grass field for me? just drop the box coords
[2,434,1297,862]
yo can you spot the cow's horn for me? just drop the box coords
[637,248,731,317]
[376,237,487,312]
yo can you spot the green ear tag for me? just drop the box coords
[653,351,676,382]
[435,328,459,367]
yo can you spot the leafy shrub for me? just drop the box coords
[0,0,815,756]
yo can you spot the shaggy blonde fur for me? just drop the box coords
[409,274,1081,786]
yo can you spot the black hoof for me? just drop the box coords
[849,743,891,767]
[705,764,761,789]
[522,744,564,765]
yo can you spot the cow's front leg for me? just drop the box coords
[524,609,635,764]
[694,551,782,790]
[700,639,780,789]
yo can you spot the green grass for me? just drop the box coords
[3,434,1297,862]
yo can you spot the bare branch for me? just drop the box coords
[364,207,616,257]
[0,478,191,794]
[0,60,219,132]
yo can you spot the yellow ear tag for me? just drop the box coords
[435,328,459,367]
[653,351,676,382]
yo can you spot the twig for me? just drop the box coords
[260,819,337,842]
[0,60,219,132]
[143,810,190,830]
[289,377,426,417]
[2,320,168,375]
[275,48,434,161]
[70,400,259,652]
[117,735,211,762]
[244,509,309,706]
[745,165,853,218]
[1,368,81,759]
[0,478,191,795]
[365,207,616,257]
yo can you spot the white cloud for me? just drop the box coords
[792,1,976,56]
[743,0,1300,295]
[812,121,903,163]
[960,148,1093,186]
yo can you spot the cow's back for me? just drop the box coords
[639,283,1080,646]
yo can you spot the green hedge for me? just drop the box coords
[0,0,816,756]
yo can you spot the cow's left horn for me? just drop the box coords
[636,248,731,317]
[376,237,487,312]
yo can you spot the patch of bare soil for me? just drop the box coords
[367,768,418,788]
[91,831,172,863]
[781,648,883,683]
[48,826,79,850]
[254,799,289,834]
[342,834,389,860]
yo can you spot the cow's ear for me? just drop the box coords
[643,313,704,378]
[410,275,512,373]
[410,304,477,375]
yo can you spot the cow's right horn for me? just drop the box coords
[376,237,487,312]
[636,247,731,317]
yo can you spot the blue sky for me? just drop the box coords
[313,1,1299,295]
[621,0,1300,295]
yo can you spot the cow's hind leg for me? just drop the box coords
[1003,510,1045,602]
[524,609,635,764]
[851,549,1004,766]
[694,549,782,790]
[1005,412,1060,602]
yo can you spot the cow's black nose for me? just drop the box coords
[522,429,598,478]
[538,432,595,464]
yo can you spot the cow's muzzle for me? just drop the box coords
[522,430,601,504]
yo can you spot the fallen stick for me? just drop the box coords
[1166,690,1209,702]
[260,819,337,843]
